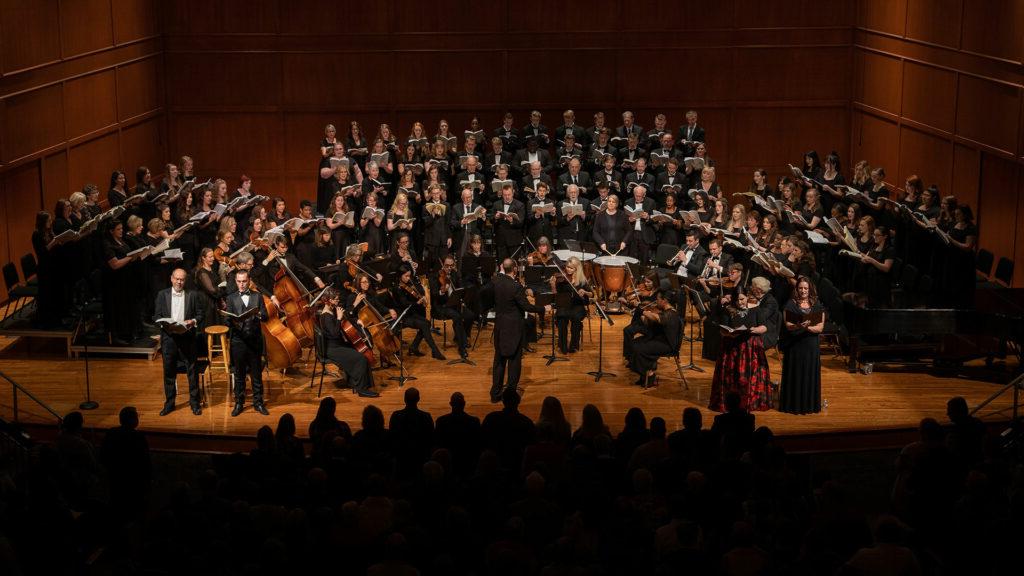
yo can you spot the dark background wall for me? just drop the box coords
[0,0,164,295]
[852,0,1024,285]
[0,0,1021,295]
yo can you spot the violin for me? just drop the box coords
[400,279,427,306]
[213,244,236,270]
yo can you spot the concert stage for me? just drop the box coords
[0,320,1017,451]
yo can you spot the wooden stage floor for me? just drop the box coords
[0,318,1018,444]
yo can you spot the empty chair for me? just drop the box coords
[19,253,38,287]
[994,257,1014,287]
[976,248,994,280]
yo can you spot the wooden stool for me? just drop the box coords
[205,325,231,377]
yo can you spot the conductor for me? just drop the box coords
[490,258,551,402]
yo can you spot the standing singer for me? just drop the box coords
[225,270,270,416]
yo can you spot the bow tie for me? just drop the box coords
[240,291,251,296]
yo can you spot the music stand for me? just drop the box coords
[387,305,417,386]
[479,254,496,279]
[535,292,570,365]
[586,288,616,381]
[681,285,707,372]
[653,243,678,267]
[445,287,476,366]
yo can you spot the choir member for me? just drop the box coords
[616,110,644,141]
[946,205,978,309]
[454,155,487,205]
[750,168,773,198]
[435,118,458,153]
[493,112,521,153]
[359,192,386,256]
[346,120,369,169]
[557,184,590,244]
[779,276,825,414]
[83,184,103,218]
[693,165,720,200]
[407,121,430,155]
[557,158,592,199]
[554,132,582,175]
[515,138,553,175]
[625,158,657,196]
[521,110,549,146]
[270,197,291,227]
[848,226,895,307]
[586,111,608,146]
[324,192,356,259]
[625,184,657,262]
[485,136,513,179]
[594,153,623,193]
[310,227,337,270]
[422,183,451,270]
[109,170,127,207]
[555,109,586,145]
[525,183,555,248]
[361,161,389,205]
[320,123,338,157]
[655,157,685,204]
[31,212,62,328]
[387,192,417,252]
[491,184,526,261]
[193,247,221,331]
[102,220,143,345]
[677,110,705,156]
[588,130,617,176]
[452,187,483,254]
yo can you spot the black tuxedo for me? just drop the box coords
[491,199,526,260]
[593,169,623,195]
[615,124,645,140]
[454,169,487,203]
[513,148,553,174]
[484,150,513,175]
[555,124,586,145]
[490,273,545,399]
[648,147,682,175]
[625,171,657,195]
[521,123,550,146]
[556,171,592,199]
[655,170,686,203]
[617,147,647,174]
[557,197,590,243]
[677,244,709,278]
[153,288,204,410]
[588,144,618,172]
[224,290,269,406]
[493,126,522,152]
[525,196,556,247]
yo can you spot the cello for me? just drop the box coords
[261,294,303,369]
[265,251,317,347]
[353,290,401,365]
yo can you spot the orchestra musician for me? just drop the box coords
[318,287,378,398]
[491,184,526,261]
[526,236,557,267]
[224,269,270,416]
[490,258,551,402]
[460,234,491,288]
[154,268,205,416]
[556,184,590,243]
[550,256,592,355]
[430,255,475,360]
[628,289,681,389]
[389,231,419,276]
[592,194,631,255]
[259,234,327,292]
[394,264,446,361]
[621,274,659,361]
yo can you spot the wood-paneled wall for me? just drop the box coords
[852,0,1024,285]
[162,0,853,216]
[0,0,164,296]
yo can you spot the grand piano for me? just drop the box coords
[843,288,1024,373]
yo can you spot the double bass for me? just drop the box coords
[266,252,317,347]
[262,294,303,369]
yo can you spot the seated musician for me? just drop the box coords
[259,233,327,292]
[430,255,476,360]
[621,274,659,362]
[460,234,492,287]
[550,256,593,354]
[389,231,419,275]
[337,244,383,293]
[317,287,378,398]
[394,264,446,361]
[628,289,681,388]
[696,238,734,295]
[526,236,558,266]
[701,263,744,361]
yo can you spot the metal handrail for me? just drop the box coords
[0,369,62,424]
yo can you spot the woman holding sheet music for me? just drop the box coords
[779,276,824,414]
[193,248,221,335]
[360,192,386,256]
[32,212,61,328]
[750,169,773,198]
[655,193,683,247]
[324,192,356,259]
[345,121,369,171]
[102,220,143,345]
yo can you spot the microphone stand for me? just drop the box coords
[386,305,416,387]
[586,289,616,382]
[76,312,98,410]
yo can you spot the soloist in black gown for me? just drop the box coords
[778,299,823,414]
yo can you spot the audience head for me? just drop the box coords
[683,407,702,431]
[501,388,521,410]
[649,416,666,439]
[119,406,139,429]
[449,392,465,412]
[404,387,420,408]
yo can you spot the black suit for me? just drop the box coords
[677,124,706,155]
[224,290,269,406]
[493,126,522,152]
[521,123,550,146]
[484,150,513,175]
[556,171,592,199]
[453,169,487,204]
[491,198,526,260]
[615,124,645,140]
[525,196,556,247]
[491,274,545,399]
[450,202,482,254]
[153,288,204,410]
[556,197,590,243]
[625,171,657,195]
[555,124,586,145]
[593,169,623,194]
[520,173,553,197]
[655,170,686,204]
[624,196,658,262]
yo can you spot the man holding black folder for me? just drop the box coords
[224,270,270,416]
[154,268,205,416]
